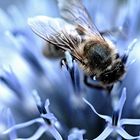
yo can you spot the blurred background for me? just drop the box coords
[0,0,140,140]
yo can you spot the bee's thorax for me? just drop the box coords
[76,38,117,76]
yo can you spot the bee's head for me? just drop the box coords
[97,59,126,85]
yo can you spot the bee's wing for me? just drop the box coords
[58,0,102,37]
[28,16,83,62]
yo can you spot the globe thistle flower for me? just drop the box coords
[0,0,140,140]
[2,91,63,140]
[83,88,140,139]
[68,128,86,140]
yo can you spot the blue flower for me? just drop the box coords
[68,128,86,140]
[83,88,140,139]
[0,0,140,139]
[2,90,63,140]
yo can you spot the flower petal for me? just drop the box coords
[83,98,111,122]
[116,127,140,139]
[68,128,86,140]
[0,67,24,99]
[121,38,138,64]
[32,90,42,107]
[2,118,43,135]
[44,99,50,113]
[6,108,17,140]
[32,90,47,114]
[115,87,126,120]
[73,60,82,94]
[41,113,57,122]
[15,126,46,140]
[93,126,113,140]
[47,125,63,140]
[65,51,73,69]
[120,118,140,125]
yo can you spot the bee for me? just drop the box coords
[28,0,126,89]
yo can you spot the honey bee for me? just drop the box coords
[28,0,126,89]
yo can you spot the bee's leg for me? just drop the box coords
[84,75,113,93]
